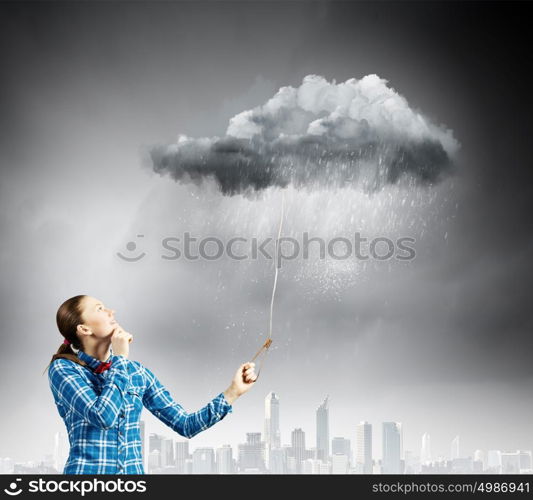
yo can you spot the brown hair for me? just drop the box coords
[42,295,90,375]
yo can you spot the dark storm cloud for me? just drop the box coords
[150,74,459,195]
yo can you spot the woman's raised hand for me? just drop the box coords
[110,324,133,358]
[223,362,257,404]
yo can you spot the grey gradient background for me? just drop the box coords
[1,1,532,463]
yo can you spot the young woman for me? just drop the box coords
[45,294,257,474]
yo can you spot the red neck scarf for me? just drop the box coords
[94,361,113,374]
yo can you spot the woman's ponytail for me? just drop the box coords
[42,295,89,375]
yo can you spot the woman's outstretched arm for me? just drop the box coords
[141,362,257,439]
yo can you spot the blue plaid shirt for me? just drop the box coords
[48,349,233,474]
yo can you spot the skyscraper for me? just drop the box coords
[149,433,163,453]
[403,450,419,474]
[139,420,146,472]
[332,437,351,463]
[420,433,431,465]
[175,440,190,474]
[501,452,521,474]
[518,450,533,472]
[192,448,215,474]
[291,428,306,474]
[1,458,14,474]
[498,450,533,474]
[238,432,264,472]
[331,453,349,474]
[473,449,484,473]
[264,392,281,469]
[450,435,460,460]
[304,458,330,474]
[487,450,502,473]
[161,438,174,468]
[356,421,373,474]
[382,422,403,474]
[316,395,329,462]
[269,447,287,474]
[149,433,164,471]
[53,431,68,473]
[148,449,161,472]
[216,445,233,474]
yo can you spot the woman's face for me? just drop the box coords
[78,296,117,339]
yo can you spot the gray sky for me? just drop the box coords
[1,1,532,464]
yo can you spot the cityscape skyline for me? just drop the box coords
[2,391,531,475]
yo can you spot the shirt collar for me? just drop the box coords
[77,349,114,372]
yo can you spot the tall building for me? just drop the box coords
[518,450,533,472]
[161,438,174,468]
[501,452,521,474]
[264,392,281,469]
[332,437,351,465]
[303,458,330,474]
[316,395,330,462]
[148,449,161,472]
[487,450,502,473]
[175,440,190,474]
[291,428,307,474]
[356,421,373,474]
[382,422,403,474]
[331,453,349,474]
[450,435,460,460]
[216,445,233,474]
[500,451,532,474]
[403,450,420,474]
[473,449,484,473]
[53,431,69,473]
[192,448,215,474]
[1,458,14,474]
[269,447,287,474]
[451,457,474,474]
[148,434,164,472]
[139,420,146,472]
[238,433,264,472]
[420,433,431,465]
[149,433,163,453]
